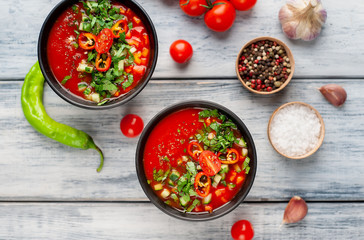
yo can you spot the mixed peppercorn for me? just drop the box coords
[238,40,292,92]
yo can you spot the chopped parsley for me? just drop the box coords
[61,75,71,85]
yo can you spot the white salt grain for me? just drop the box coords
[269,104,321,157]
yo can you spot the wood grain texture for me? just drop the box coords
[0,79,362,201]
[0,0,364,79]
[1,202,364,239]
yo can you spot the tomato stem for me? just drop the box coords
[201,0,226,9]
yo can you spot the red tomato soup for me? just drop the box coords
[143,108,251,213]
[47,0,150,104]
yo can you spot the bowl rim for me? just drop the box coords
[267,101,325,159]
[135,100,257,221]
[38,0,158,110]
[235,36,295,95]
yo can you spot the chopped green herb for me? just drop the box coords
[73,43,79,49]
[153,169,170,182]
[128,21,133,30]
[147,180,151,185]
[221,180,227,186]
[122,74,134,89]
[97,100,108,106]
[72,5,79,13]
[61,75,71,85]
[177,129,181,133]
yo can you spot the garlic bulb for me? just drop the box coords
[279,0,327,41]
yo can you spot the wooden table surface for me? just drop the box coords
[1,0,364,239]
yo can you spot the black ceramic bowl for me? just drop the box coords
[136,101,257,221]
[38,0,158,109]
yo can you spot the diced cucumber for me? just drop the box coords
[91,93,100,103]
[179,194,190,207]
[220,172,226,180]
[171,193,178,202]
[220,164,229,174]
[233,164,242,173]
[212,174,222,188]
[81,14,89,22]
[168,179,175,187]
[228,183,236,190]
[169,170,180,182]
[186,199,200,212]
[78,83,87,92]
[202,193,212,205]
[79,22,91,32]
[160,188,170,199]
[77,61,93,73]
[153,183,163,191]
[117,60,124,71]
[238,138,247,147]
[242,148,248,157]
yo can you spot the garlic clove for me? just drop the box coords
[319,84,347,107]
[279,0,327,41]
[283,196,308,224]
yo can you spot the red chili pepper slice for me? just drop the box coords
[187,141,203,160]
[95,28,113,54]
[78,33,97,50]
[111,19,128,38]
[194,172,211,197]
[95,52,112,72]
[219,148,239,164]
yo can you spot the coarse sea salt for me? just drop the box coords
[269,104,321,157]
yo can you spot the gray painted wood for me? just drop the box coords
[0,0,364,79]
[1,202,363,239]
[0,79,362,201]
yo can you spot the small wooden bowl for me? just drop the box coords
[267,102,325,159]
[236,36,295,95]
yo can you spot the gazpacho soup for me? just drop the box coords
[47,0,151,104]
[143,108,251,213]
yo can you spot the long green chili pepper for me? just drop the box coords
[21,62,104,172]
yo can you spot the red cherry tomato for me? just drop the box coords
[204,0,236,32]
[231,220,254,240]
[95,28,113,54]
[230,0,257,11]
[198,150,221,176]
[179,0,208,17]
[120,114,144,138]
[169,40,193,64]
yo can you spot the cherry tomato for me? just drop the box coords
[95,28,113,54]
[120,114,144,138]
[169,40,193,64]
[230,0,257,11]
[179,0,208,17]
[198,150,221,176]
[231,220,254,240]
[204,0,236,32]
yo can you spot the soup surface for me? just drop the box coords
[47,0,150,104]
[143,108,251,213]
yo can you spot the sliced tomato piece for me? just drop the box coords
[95,28,113,53]
[198,150,221,176]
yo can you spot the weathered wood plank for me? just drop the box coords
[0,79,362,201]
[0,202,363,239]
[0,0,363,79]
